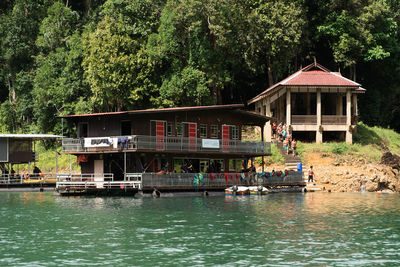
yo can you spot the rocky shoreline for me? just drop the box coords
[308,152,400,193]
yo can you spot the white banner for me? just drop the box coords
[202,139,220,149]
[84,137,113,148]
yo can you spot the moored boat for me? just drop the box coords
[225,186,249,196]
[249,186,268,195]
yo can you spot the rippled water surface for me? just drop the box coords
[1,192,400,266]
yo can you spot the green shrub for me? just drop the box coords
[267,144,284,164]
[330,143,348,154]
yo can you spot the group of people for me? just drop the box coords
[271,122,297,155]
[0,165,42,181]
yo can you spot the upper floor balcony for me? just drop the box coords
[62,135,271,155]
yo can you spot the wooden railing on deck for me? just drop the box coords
[321,115,347,125]
[292,115,317,125]
[292,115,350,125]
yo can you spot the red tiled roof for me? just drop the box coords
[248,62,365,104]
[284,70,359,86]
[58,104,244,118]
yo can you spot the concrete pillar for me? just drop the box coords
[346,90,351,125]
[346,90,352,144]
[316,89,322,143]
[264,97,272,142]
[286,88,291,128]
[352,94,358,117]
[336,93,343,115]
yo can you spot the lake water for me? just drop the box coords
[0,192,400,266]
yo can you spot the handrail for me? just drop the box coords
[62,135,271,154]
[140,171,304,187]
[54,171,304,191]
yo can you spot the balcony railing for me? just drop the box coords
[321,115,347,125]
[292,115,317,125]
[292,115,352,125]
[140,172,304,188]
[55,171,305,191]
[62,135,271,154]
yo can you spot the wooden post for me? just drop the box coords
[124,152,127,181]
[316,89,322,143]
[261,125,264,172]
[264,97,272,142]
[55,139,58,175]
[306,93,311,115]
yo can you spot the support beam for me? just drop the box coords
[346,90,353,144]
[264,97,272,142]
[316,89,322,143]
[352,94,358,117]
[55,139,58,175]
[346,90,351,125]
[306,93,311,115]
[286,88,291,128]
[124,152,127,181]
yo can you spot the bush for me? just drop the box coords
[331,143,348,154]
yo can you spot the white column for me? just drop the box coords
[286,88,291,129]
[352,94,358,116]
[264,97,272,142]
[346,90,353,144]
[316,89,322,143]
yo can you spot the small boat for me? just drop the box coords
[225,186,249,196]
[248,186,269,195]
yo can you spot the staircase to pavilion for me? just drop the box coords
[275,139,302,171]
[274,139,323,191]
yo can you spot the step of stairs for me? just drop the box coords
[285,162,300,170]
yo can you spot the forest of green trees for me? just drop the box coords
[0,0,399,137]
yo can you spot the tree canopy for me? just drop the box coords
[0,0,399,134]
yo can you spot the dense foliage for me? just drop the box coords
[0,0,399,135]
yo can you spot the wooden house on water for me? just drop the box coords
[57,104,304,195]
[0,134,60,185]
[248,62,365,144]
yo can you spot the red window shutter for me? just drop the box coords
[156,121,165,150]
[222,125,230,152]
[188,123,197,151]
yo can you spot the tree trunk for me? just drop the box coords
[267,56,274,87]
[350,64,356,82]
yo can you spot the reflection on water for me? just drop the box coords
[0,192,400,266]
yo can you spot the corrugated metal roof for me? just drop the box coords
[248,62,365,104]
[0,134,61,140]
[59,104,245,118]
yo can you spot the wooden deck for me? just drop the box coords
[55,172,306,196]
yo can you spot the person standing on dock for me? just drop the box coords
[308,166,314,183]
